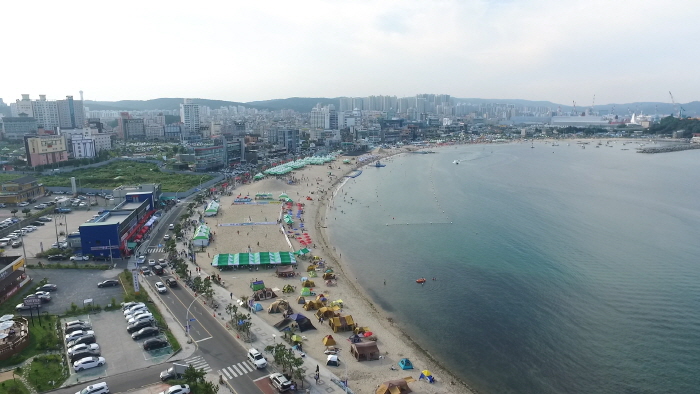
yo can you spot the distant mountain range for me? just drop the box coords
[84,97,700,117]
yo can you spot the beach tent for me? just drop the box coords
[315,306,339,319]
[296,296,306,304]
[300,287,312,296]
[274,318,292,330]
[276,265,295,277]
[268,300,289,314]
[284,215,294,225]
[322,272,336,280]
[253,173,265,180]
[288,313,316,332]
[322,335,336,346]
[326,355,340,367]
[398,358,414,370]
[350,341,381,361]
[308,270,318,278]
[192,225,211,247]
[253,303,264,312]
[204,201,220,217]
[279,193,289,200]
[303,300,323,311]
[418,370,435,383]
[293,248,310,255]
[375,378,415,394]
[291,334,303,343]
[307,264,317,272]
[301,280,316,287]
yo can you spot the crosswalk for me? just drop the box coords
[184,355,212,373]
[148,247,165,253]
[218,360,256,381]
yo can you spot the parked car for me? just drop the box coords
[0,203,6,208]
[37,283,58,292]
[48,255,67,261]
[30,221,45,226]
[74,382,109,394]
[121,302,144,312]
[97,280,120,288]
[165,278,178,288]
[66,334,97,348]
[132,326,159,340]
[124,308,149,320]
[15,303,41,311]
[18,202,29,207]
[155,282,167,293]
[65,324,92,335]
[127,313,154,325]
[124,304,147,316]
[33,291,52,302]
[39,216,52,222]
[65,330,95,343]
[143,337,169,351]
[34,204,47,210]
[73,356,105,372]
[67,343,100,357]
[127,320,153,333]
[70,349,101,363]
[11,241,22,248]
[269,373,292,392]
[65,320,88,329]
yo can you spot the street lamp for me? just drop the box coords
[199,175,207,191]
[185,295,200,344]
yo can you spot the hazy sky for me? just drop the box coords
[2,0,698,106]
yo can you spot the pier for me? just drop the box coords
[637,144,700,154]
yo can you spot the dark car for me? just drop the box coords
[65,324,91,335]
[127,320,153,334]
[30,221,45,226]
[66,334,97,348]
[143,337,168,351]
[165,278,178,288]
[69,349,101,363]
[47,255,66,261]
[37,284,58,292]
[132,327,159,340]
[92,255,110,261]
[97,280,119,288]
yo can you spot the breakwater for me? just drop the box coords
[637,144,700,153]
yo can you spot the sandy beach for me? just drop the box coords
[198,146,472,394]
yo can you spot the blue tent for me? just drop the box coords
[253,303,263,312]
[398,358,414,370]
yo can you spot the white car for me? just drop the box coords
[73,356,105,372]
[163,235,170,241]
[67,343,100,357]
[65,330,95,343]
[148,259,156,266]
[70,255,90,261]
[18,202,29,207]
[247,348,267,368]
[124,304,148,316]
[155,282,167,293]
[158,384,191,394]
[125,308,149,320]
[22,227,34,232]
[127,313,154,325]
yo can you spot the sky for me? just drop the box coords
[2,0,699,106]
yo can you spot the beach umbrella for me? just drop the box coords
[0,333,7,339]
[279,193,289,199]
[0,314,14,322]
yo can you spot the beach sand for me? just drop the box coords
[202,147,472,394]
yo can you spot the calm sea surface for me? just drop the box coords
[326,141,700,394]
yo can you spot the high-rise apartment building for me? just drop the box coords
[180,99,200,134]
[32,95,60,130]
[123,118,146,140]
[1,116,37,140]
[57,96,85,129]
[12,95,34,117]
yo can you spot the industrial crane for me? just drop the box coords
[669,91,679,118]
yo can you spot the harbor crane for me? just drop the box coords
[669,91,681,118]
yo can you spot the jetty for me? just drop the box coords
[637,144,700,154]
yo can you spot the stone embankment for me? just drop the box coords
[637,144,700,154]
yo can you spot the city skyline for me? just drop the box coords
[2,0,698,105]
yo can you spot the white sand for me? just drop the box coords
[204,147,473,394]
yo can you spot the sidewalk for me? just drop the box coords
[174,237,347,393]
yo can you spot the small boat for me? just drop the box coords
[374,161,386,168]
[416,278,426,284]
[453,160,459,164]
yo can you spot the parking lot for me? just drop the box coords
[0,203,108,258]
[60,309,174,386]
[17,269,125,315]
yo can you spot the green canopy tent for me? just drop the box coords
[253,173,265,180]
[192,225,211,247]
[293,248,310,255]
[284,214,294,225]
[279,193,290,200]
[210,252,296,267]
[300,287,312,296]
[204,201,220,217]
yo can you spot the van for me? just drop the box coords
[75,381,109,394]
[0,238,10,247]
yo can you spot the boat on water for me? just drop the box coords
[453,160,459,165]
[416,278,426,284]
[374,161,386,168]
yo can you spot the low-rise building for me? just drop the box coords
[0,176,45,204]
[2,116,37,140]
[24,135,68,167]
[0,256,29,306]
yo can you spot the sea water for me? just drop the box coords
[326,142,700,394]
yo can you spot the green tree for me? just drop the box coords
[10,209,18,217]
[201,277,214,301]
[21,208,31,217]
[183,364,206,384]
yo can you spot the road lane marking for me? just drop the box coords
[232,363,243,376]
[220,368,232,380]
[241,362,254,373]
[194,337,212,343]
[227,366,238,377]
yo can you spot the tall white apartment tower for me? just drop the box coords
[180,98,200,134]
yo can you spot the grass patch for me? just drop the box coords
[24,354,68,391]
[0,316,61,369]
[0,378,31,394]
[38,161,213,192]
[119,270,181,353]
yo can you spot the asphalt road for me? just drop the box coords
[143,273,268,394]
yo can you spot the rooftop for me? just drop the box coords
[2,176,38,185]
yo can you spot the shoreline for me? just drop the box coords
[314,149,478,393]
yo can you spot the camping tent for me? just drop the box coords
[250,280,265,291]
[375,378,415,394]
[276,265,295,277]
[296,296,306,304]
[253,303,263,312]
[303,300,323,311]
[253,288,277,301]
[348,333,362,343]
[329,315,355,332]
[418,370,435,383]
[350,341,380,361]
[268,300,289,313]
[288,313,316,332]
[192,225,211,247]
[326,354,340,367]
[322,335,336,346]
[315,306,339,319]
[398,358,414,370]
[300,287,312,296]
[301,280,316,287]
